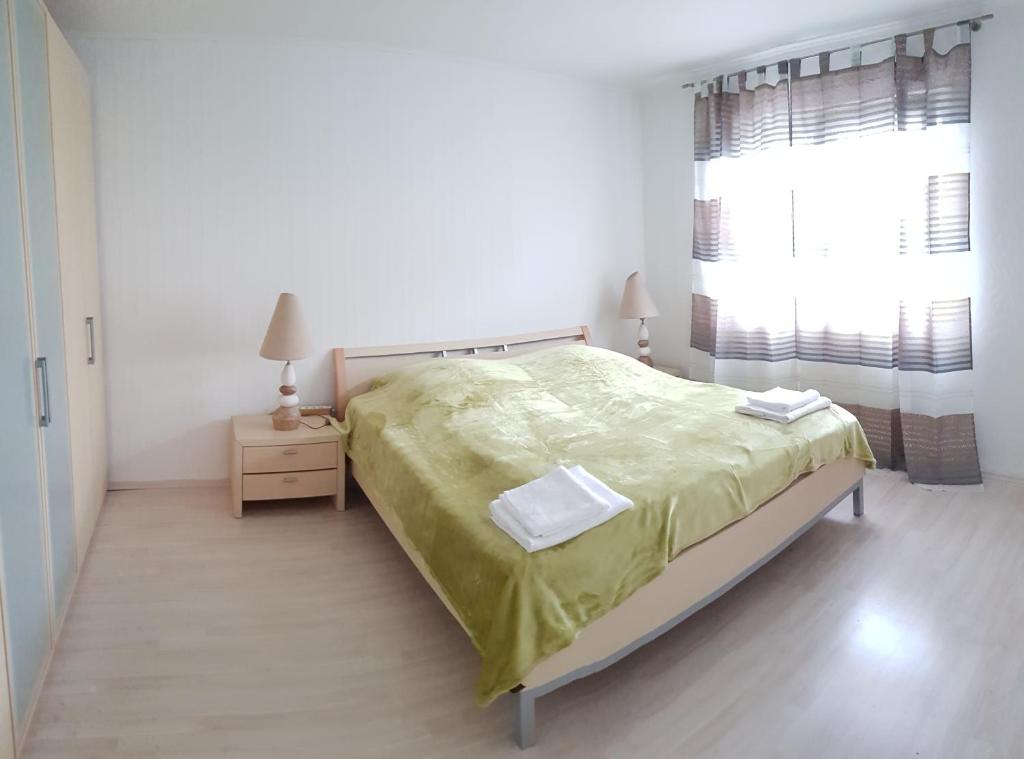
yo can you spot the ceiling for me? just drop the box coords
[43,0,982,85]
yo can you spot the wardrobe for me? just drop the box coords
[0,0,107,752]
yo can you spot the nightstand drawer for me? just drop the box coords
[242,469,337,501]
[243,442,337,474]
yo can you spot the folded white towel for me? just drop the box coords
[499,465,610,537]
[736,396,832,424]
[490,466,633,552]
[745,387,821,413]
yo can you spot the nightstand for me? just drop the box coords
[230,414,345,517]
[654,365,684,378]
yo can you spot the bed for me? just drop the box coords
[331,327,874,748]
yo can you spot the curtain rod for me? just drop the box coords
[681,12,993,89]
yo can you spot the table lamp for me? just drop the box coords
[619,271,659,366]
[259,292,314,430]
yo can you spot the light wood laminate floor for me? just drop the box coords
[23,469,1024,758]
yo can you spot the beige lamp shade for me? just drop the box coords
[259,292,314,361]
[619,271,659,320]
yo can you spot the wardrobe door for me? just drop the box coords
[11,0,77,618]
[46,13,106,565]
[0,0,49,745]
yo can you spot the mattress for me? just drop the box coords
[339,345,874,704]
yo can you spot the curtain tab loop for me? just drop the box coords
[958,21,972,45]
[895,34,907,57]
[818,51,831,73]
[923,27,936,53]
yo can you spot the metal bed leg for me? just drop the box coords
[512,688,536,749]
[852,479,864,517]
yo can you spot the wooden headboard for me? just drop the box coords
[332,326,591,418]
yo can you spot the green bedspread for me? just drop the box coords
[338,345,874,704]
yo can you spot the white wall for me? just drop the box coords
[636,0,1024,479]
[639,82,692,375]
[969,0,1024,480]
[72,34,645,483]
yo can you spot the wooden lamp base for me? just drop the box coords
[272,398,300,431]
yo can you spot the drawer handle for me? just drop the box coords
[282,449,299,456]
[35,357,51,427]
[86,316,96,365]
[283,476,299,483]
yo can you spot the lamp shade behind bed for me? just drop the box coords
[260,292,313,430]
[619,272,659,366]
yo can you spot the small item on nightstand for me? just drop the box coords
[259,292,314,431]
[619,271,660,366]
[300,404,333,417]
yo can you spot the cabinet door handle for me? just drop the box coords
[282,476,299,483]
[282,449,298,456]
[35,357,51,427]
[86,316,96,365]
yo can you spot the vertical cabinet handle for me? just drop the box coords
[86,316,96,365]
[35,357,51,427]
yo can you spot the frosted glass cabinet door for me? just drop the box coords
[0,0,51,741]
[11,0,77,620]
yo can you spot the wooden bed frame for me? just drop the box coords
[331,327,866,749]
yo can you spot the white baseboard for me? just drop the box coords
[108,478,228,491]
[980,471,1024,486]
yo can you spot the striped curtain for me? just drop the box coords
[690,25,981,486]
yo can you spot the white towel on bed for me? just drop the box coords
[498,464,610,537]
[745,387,820,414]
[735,396,832,424]
[490,466,632,552]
